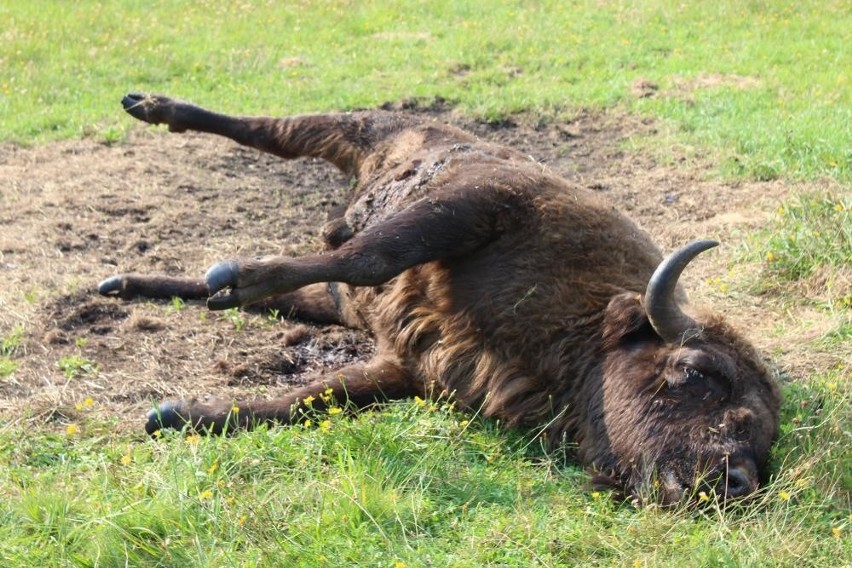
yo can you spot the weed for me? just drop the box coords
[1,324,24,357]
[221,308,247,331]
[0,358,16,378]
[57,354,98,379]
[100,125,124,145]
[266,308,281,325]
[168,296,186,313]
[0,325,24,378]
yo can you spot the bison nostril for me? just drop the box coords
[721,466,756,498]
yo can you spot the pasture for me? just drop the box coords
[0,1,849,565]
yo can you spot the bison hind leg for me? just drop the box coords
[98,273,208,300]
[99,272,346,326]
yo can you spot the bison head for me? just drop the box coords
[589,240,781,505]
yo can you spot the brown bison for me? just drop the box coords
[99,93,781,504]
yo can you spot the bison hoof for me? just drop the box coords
[122,93,186,131]
[97,275,124,296]
[205,261,241,310]
[145,401,189,436]
[122,93,159,123]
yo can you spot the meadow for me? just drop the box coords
[0,1,849,566]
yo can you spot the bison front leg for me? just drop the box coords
[146,359,421,435]
[202,187,525,310]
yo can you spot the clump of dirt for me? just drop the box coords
[0,102,839,434]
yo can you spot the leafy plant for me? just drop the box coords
[266,308,281,324]
[57,354,98,379]
[0,325,24,378]
[168,296,186,313]
[221,308,247,332]
[0,359,16,378]
[1,324,24,358]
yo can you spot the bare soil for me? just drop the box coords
[0,104,842,435]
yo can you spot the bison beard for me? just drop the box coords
[99,93,781,505]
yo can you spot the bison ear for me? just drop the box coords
[601,293,656,350]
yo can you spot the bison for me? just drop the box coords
[99,93,781,504]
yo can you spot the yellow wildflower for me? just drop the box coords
[66,424,79,436]
[231,405,240,414]
[238,515,248,526]
[394,563,406,568]
[319,419,332,433]
[207,461,219,475]
[832,527,842,539]
[303,419,313,429]
[413,396,426,407]
[186,434,201,446]
[200,489,214,500]
[779,490,790,501]
[698,491,710,502]
[765,251,776,262]
[120,454,133,466]
[328,406,343,415]
[83,397,94,408]
[303,395,315,406]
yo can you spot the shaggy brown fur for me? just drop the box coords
[100,94,781,504]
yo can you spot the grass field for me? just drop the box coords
[2,0,849,182]
[1,1,850,566]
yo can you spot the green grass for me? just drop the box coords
[755,193,851,283]
[0,391,848,567]
[741,191,851,316]
[1,0,849,181]
[0,325,24,378]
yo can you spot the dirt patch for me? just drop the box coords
[666,73,762,102]
[0,103,840,434]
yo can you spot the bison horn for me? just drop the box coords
[644,239,719,343]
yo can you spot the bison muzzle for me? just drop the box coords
[99,93,781,505]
